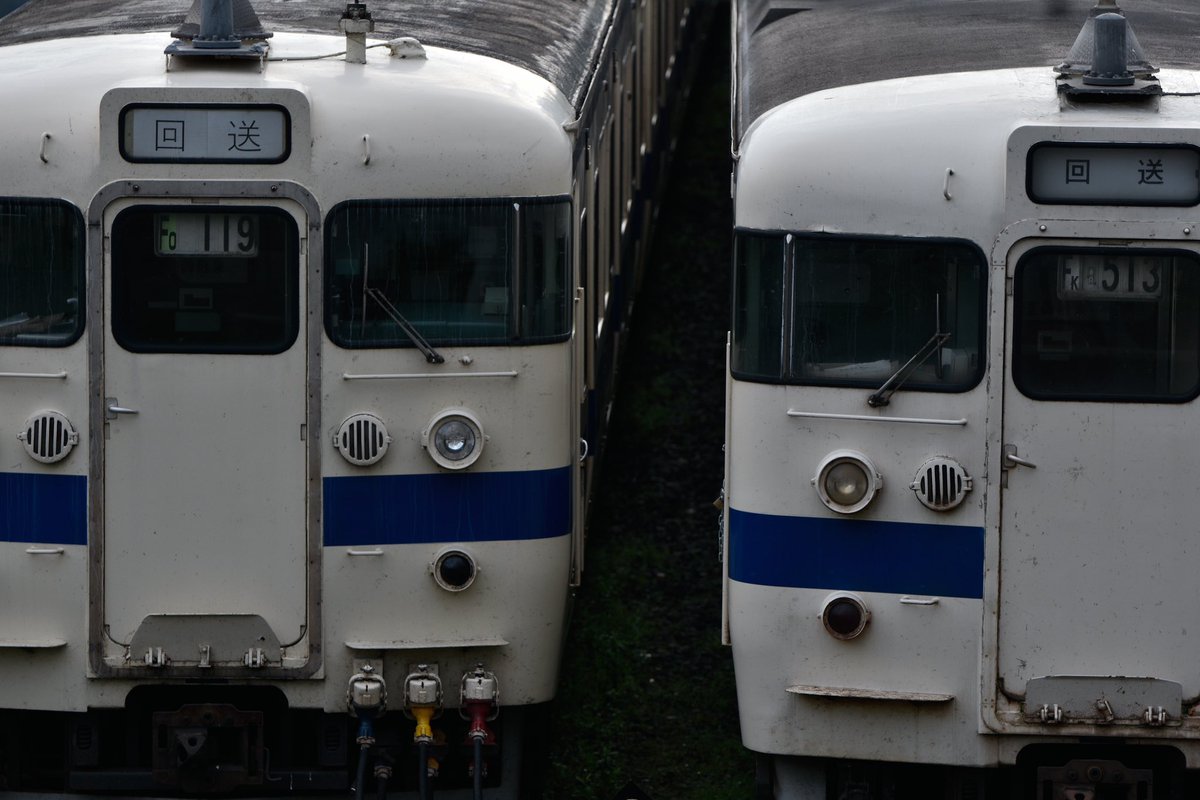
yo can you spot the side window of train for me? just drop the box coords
[732,232,986,392]
[0,198,84,347]
[110,206,299,354]
[324,199,571,349]
[1012,248,1200,402]
[732,233,786,378]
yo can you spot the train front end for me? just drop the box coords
[726,3,1200,797]
[0,3,577,795]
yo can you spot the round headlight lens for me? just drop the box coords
[434,420,476,461]
[824,462,869,506]
[424,410,485,470]
[814,450,881,514]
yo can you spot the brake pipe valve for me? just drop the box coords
[460,664,500,742]
[403,665,444,743]
[347,664,388,719]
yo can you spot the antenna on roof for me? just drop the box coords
[165,0,272,68]
[340,3,375,64]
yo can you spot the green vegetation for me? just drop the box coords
[544,6,753,798]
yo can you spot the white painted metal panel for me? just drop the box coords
[997,237,1200,718]
[729,583,995,766]
[100,198,308,656]
[321,536,572,712]
[0,351,88,650]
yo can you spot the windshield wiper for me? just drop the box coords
[867,331,950,407]
[867,295,949,408]
[365,287,445,364]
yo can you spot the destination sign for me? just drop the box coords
[1028,143,1200,206]
[121,104,290,163]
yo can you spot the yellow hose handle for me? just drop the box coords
[412,705,436,743]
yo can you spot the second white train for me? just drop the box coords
[725,0,1200,797]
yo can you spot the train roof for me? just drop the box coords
[736,0,1200,139]
[0,0,614,109]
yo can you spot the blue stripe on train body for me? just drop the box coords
[0,472,87,545]
[0,469,572,548]
[323,466,572,546]
[728,508,985,599]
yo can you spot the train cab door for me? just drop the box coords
[92,186,315,673]
[996,230,1200,726]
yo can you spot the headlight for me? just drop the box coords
[432,548,478,592]
[813,450,881,514]
[435,420,475,461]
[820,592,871,640]
[424,409,484,470]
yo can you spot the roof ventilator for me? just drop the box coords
[1056,0,1160,98]
[165,0,272,68]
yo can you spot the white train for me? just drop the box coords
[724,0,1200,796]
[0,0,701,795]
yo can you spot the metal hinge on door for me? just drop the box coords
[1039,704,1063,724]
[1145,706,1169,726]
[144,647,167,668]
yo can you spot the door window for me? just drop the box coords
[110,206,299,353]
[1013,248,1200,401]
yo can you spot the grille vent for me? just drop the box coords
[18,411,79,464]
[911,457,973,511]
[334,413,391,466]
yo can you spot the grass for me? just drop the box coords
[543,5,753,798]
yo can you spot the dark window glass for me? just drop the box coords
[520,201,572,341]
[0,198,84,347]
[732,233,986,390]
[325,199,571,349]
[110,206,299,353]
[791,238,984,390]
[1013,248,1200,401]
[732,233,785,379]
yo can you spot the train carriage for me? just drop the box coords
[724,0,1200,797]
[0,0,702,795]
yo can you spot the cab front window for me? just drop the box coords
[732,232,986,391]
[325,198,571,348]
[0,198,83,347]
